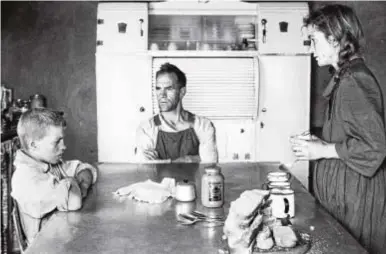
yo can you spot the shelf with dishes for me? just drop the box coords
[148,15,257,52]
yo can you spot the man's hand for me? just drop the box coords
[76,170,93,198]
[172,155,201,163]
[143,149,160,160]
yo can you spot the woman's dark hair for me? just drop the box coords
[156,63,187,88]
[304,4,364,68]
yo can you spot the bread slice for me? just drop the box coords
[272,225,298,248]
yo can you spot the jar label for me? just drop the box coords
[208,182,222,202]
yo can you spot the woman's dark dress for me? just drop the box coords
[313,58,386,254]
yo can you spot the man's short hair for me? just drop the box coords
[17,108,66,150]
[156,63,187,88]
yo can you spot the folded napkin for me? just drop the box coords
[113,178,176,204]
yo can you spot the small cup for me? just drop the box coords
[201,43,211,51]
[150,43,159,51]
[168,42,178,51]
[175,180,196,202]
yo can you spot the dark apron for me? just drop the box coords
[154,114,200,160]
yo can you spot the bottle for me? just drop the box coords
[201,166,224,208]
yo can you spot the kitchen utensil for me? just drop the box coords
[190,210,225,220]
[177,213,224,225]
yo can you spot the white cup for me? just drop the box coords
[175,180,196,202]
[150,43,159,50]
[168,42,178,51]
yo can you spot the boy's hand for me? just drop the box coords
[76,170,93,198]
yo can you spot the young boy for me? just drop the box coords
[11,108,98,244]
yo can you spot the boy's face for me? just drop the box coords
[30,126,66,164]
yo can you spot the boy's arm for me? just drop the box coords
[13,173,78,219]
[61,160,97,198]
[57,177,82,211]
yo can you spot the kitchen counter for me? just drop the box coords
[25,162,367,254]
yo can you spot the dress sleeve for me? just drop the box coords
[334,75,386,177]
[196,117,219,163]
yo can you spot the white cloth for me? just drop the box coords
[114,178,176,204]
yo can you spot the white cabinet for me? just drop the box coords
[213,120,257,162]
[256,3,310,54]
[96,54,152,162]
[97,3,148,53]
[256,55,311,187]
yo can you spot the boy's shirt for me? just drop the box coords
[11,149,98,244]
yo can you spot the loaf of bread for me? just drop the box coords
[223,190,270,249]
[256,225,274,250]
[272,225,298,248]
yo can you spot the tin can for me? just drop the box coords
[201,166,224,208]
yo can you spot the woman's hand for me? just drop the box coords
[289,133,337,161]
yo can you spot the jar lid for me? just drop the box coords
[271,188,294,195]
[269,181,290,187]
[205,165,221,173]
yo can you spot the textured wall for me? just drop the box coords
[2,1,386,162]
[1,1,98,162]
[309,1,386,127]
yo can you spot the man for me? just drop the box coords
[135,63,218,163]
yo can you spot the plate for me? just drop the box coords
[219,232,311,254]
[253,232,311,254]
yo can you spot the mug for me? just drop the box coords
[269,188,295,218]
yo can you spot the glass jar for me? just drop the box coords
[201,166,224,208]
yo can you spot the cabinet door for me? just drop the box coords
[97,3,148,53]
[257,55,310,187]
[213,120,257,162]
[257,3,309,54]
[96,54,152,162]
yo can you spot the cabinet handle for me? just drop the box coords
[260,122,265,129]
[261,19,267,43]
[139,107,145,112]
[262,108,267,113]
[139,18,144,37]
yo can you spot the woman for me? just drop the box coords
[290,4,386,254]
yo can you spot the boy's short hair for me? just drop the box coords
[17,108,66,150]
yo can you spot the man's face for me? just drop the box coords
[155,73,185,112]
[31,126,66,164]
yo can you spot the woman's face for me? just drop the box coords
[308,26,340,68]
